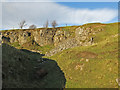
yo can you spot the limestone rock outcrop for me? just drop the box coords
[1,26,103,56]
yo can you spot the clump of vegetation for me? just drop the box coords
[44,20,49,28]
[29,24,37,29]
[18,20,27,29]
[51,20,58,28]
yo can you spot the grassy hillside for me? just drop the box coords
[2,22,119,88]
[44,23,119,88]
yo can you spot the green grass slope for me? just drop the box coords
[45,23,119,88]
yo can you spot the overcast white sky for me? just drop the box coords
[0,0,119,29]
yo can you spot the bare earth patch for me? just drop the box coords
[76,51,98,59]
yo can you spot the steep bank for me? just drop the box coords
[1,23,112,56]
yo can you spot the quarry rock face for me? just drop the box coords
[75,27,93,46]
[1,28,72,46]
[1,26,97,56]
[45,38,77,56]
[33,29,56,46]
[45,27,94,56]
[54,30,69,46]
[18,31,30,45]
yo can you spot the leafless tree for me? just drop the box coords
[45,20,49,28]
[66,24,67,26]
[18,20,27,29]
[51,20,58,28]
[29,24,37,29]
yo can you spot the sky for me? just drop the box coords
[57,2,118,23]
[0,0,119,30]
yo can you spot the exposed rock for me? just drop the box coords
[1,25,104,56]
[18,31,31,45]
[45,26,96,56]
[33,29,56,46]
[116,78,120,86]
[2,36,10,43]
[54,30,69,46]
[74,64,84,70]
[86,59,89,62]
[75,27,93,45]
[45,38,78,56]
